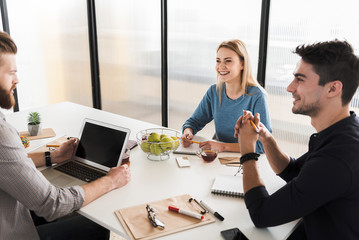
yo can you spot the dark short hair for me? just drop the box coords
[294,40,359,105]
[0,31,17,56]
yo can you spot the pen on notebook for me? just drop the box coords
[250,120,259,133]
[199,200,224,221]
[168,206,204,220]
[181,136,200,144]
[46,144,60,147]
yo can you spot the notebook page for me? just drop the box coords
[211,175,244,197]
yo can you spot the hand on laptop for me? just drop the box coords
[106,164,131,189]
[52,138,78,164]
[81,164,131,206]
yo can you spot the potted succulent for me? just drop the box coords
[27,112,42,136]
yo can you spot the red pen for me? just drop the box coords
[168,206,204,220]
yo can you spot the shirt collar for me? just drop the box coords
[316,111,356,137]
[308,111,356,152]
[0,111,5,121]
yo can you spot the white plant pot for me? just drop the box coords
[28,124,42,136]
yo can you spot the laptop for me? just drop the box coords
[41,118,131,187]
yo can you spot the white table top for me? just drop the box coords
[5,102,299,240]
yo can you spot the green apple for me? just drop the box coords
[147,132,160,142]
[140,140,151,152]
[160,134,169,140]
[150,143,162,155]
[171,136,180,149]
[160,137,174,151]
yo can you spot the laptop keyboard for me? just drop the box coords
[54,161,107,183]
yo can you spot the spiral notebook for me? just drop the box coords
[211,175,244,198]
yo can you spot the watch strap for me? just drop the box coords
[45,151,52,167]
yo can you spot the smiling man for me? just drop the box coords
[235,40,359,239]
[0,46,17,109]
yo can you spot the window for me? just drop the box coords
[168,0,262,139]
[7,0,92,110]
[266,0,359,156]
[96,0,162,125]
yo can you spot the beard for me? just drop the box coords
[0,84,15,109]
[292,101,320,117]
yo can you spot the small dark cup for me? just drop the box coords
[197,149,218,162]
[121,148,130,166]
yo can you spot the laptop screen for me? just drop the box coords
[75,121,129,168]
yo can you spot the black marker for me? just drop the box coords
[200,200,224,221]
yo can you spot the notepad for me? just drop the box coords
[173,136,207,155]
[173,143,199,155]
[211,175,244,198]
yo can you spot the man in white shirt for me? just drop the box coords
[0,31,130,240]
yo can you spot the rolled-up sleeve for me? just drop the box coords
[0,157,85,221]
[0,124,84,222]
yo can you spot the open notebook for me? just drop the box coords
[211,175,244,198]
[173,136,207,155]
[173,142,199,155]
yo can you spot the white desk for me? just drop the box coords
[6,102,299,240]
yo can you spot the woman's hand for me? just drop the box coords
[199,141,225,152]
[181,128,194,147]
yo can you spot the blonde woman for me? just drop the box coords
[181,39,272,153]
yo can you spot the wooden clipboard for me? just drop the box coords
[115,194,215,240]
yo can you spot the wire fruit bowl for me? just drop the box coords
[136,128,181,161]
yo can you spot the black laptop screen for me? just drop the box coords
[75,122,127,168]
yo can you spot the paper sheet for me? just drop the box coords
[218,157,241,167]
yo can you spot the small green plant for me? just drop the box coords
[27,112,41,125]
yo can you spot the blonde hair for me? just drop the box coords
[216,39,259,104]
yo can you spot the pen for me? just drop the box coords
[250,120,259,133]
[181,136,200,144]
[192,198,208,214]
[199,200,224,221]
[168,206,204,220]
[46,144,60,147]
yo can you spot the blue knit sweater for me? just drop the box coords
[182,83,272,153]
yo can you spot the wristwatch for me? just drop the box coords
[240,152,260,165]
[45,151,52,167]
